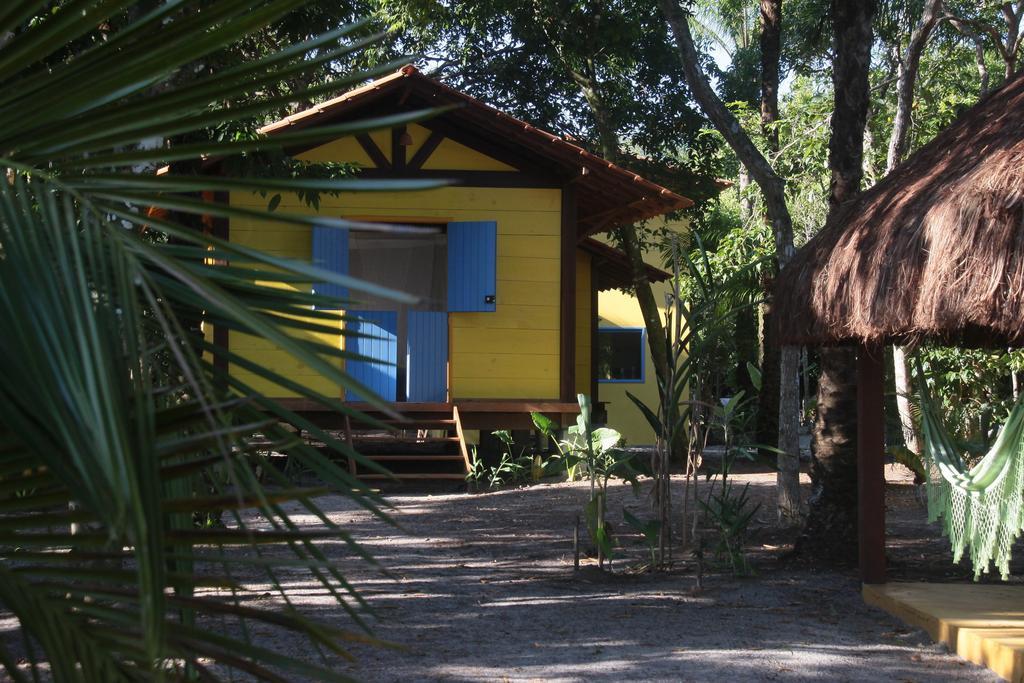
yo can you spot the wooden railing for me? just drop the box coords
[452,405,472,474]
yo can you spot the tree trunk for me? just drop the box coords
[886,0,943,460]
[562,58,682,560]
[759,0,782,153]
[975,36,992,94]
[737,166,754,224]
[756,311,780,464]
[893,346,920,454]
[799,0,876,561]
[777,343,802,523]
[745,161,779,473]
[562,59,673,392]
[1000,2,1023,78]
[886,0,944,171]
[658,0,802,524]
[759,0,801,524]
[799,346,860,563]
[949,19,992,94]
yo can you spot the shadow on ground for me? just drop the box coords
[227,473,998,682]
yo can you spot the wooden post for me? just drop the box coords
[559,185,578,402]
[857,342,886,584]
[344,415,357,477]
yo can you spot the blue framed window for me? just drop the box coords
[597,327,646,383]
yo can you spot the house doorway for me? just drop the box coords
[345,228,448,402]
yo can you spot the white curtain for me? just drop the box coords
[347,232,446,311]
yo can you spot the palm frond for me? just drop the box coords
[0,2,433,680]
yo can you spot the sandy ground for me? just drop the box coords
[0,468,1000,681]
[238,469,1000,682]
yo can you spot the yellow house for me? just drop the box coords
[210,66,692,476]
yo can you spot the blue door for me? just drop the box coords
[407,311,448,402]
[345,311,398,402]
[447,221,497,312]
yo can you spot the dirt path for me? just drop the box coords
[254,472,999,682]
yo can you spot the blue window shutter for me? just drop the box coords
[312,226,348,306]
[407,311,448,402]
[447,221,496,312]
[345,311,397,402]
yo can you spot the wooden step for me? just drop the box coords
[360,473,467,480]
[368,418,456,428]
[364,454,465,462]
[352,435,459,444]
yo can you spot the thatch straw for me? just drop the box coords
[775,71,1024,347]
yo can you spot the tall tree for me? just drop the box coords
[889,0,945,463]
[945,1,1023,88]
[759,0,801,524]
[658,0,803,523]
[799,0,876,563]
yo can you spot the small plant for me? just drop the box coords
[562,394,641,567]
[623,509,662,568]
[532,411,578,479]
[492,430,533,485]
[466,432,553,491]
[698,481,760,575]
[466,445,488,492]
[488,452,528,489]
[694,389,762,575]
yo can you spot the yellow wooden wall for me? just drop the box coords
[226,124,565,400]
[227,206,343,397]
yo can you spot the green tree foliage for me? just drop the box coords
[376,0,726,203]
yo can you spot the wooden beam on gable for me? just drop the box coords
[408,130,445,170]
[357,168,561,188]
[560,185,578,403]
[355,133,391,170]
[391,126,407,171]
[417,115,567,178]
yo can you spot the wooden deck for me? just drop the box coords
[864,582,1024,682]
[272,399,587,481]
[276,398,586,430]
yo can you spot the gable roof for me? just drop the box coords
[774,71,1024,347]
[585,237,671,290]
[260,65,693,235]
[579,238,671,291]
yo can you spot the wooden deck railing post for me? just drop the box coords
[857,342,886,584]
[452,405,472,474]
[343,414,357,477]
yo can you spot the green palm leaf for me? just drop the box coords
[0,2,430,680]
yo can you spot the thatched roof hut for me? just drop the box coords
[775,71,1024,348]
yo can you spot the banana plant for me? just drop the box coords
[0,2,441,680]
[531,410,577,479]
[561,394,640,567]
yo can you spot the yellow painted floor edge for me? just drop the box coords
[863,583,1023,682]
